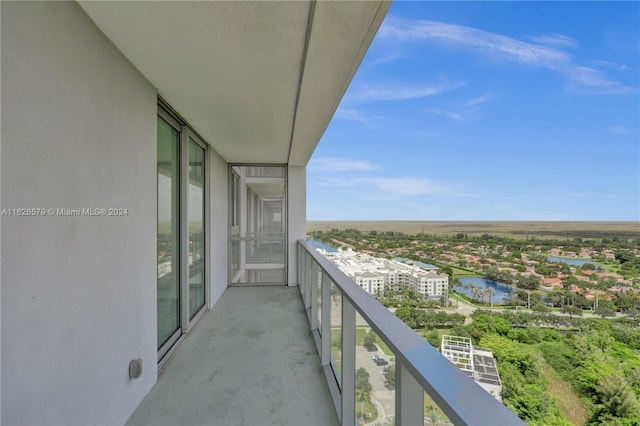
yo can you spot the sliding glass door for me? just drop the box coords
[157,116,181,350]
[157,106,208,360]
[188,139,205,319]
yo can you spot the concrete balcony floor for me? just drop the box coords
[127,286,338,426]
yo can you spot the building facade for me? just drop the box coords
[318,249,449,299]
[1,2,524,425]
[0,1,387,423]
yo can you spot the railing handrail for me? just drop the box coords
[298,239,525,425]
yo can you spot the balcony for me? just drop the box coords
[128,286,338,425]
[128,242,524,426]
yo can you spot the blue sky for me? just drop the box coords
[307,1,639,221]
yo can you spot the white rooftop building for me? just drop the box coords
[317,248,449,299]
[441,335,503,402]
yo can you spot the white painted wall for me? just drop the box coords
[288,166,306,286]
[209,148,228,306]
[1,2,157,424]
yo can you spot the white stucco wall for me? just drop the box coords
[209,148,228,306]
[288,166,306,286]
[1,2,157,424]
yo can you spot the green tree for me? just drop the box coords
[356,367,373,395]
[595,307,616,319]
[561,305,583,318]
[591,374,640,422]
[383,364,395,389]
[519,275,540,290]
[362,330,378,351]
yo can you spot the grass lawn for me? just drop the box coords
[377,339,393,357]
[542,361,589,425]
[356,398,378,424]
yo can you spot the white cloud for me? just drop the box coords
[334,107,390,125]
[343,79,465,104]
[334,108,370,124]
[527,33,579,49]
[315,178,355,188]
[592,60,629,72]
[568,66,638,95]
[609,124,632,134]
[308,157,376,172]
[356,177,452,197]
[461,93,494,108]
[426,108,465,122]
[379,16,570,68]
[379,15,637,96]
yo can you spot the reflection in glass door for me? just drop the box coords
[157,117,181,350]
[230,166,286,285]
[157,106,208,361]
[188,139,205,319]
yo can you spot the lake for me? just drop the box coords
[454,277,514,302]
[307,239,337,252]
[547,256,598,267]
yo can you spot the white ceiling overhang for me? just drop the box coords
[79,1,390,166]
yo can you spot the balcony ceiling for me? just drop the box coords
[79,1,389,166]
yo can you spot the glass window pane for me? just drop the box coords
[157,117,180,349]
[355,314,396,425]
[188,140,205,320]
[425,391,453,425]
[330,282,342,388]
[229,165,286,285]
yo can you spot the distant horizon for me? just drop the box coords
[306,220,640,239]
[308,1,639,222]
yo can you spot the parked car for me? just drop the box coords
[372,354,388,365]
[374,357,388,366]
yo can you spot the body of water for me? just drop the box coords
[454,277,514,302]
[307,239,337,252]
[547,256,598,267]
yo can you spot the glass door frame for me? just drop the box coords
[228,164,288,286]
[157,103,210,364]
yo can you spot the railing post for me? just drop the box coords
[310,261,319,331]
[341,298,356,426]
[305,252,312,311]
[297,243,304,297]
[321,272,331,365]
[396,361,423,426]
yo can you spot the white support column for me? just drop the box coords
[287,165,306,286]
[396,361,424,426]
[341,298,356,426]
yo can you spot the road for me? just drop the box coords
[355,345,395,426]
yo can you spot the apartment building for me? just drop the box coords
[1,2,522,425]
[319,249,449,299]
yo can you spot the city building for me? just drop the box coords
[441,335,503,401]
[1,2,522,425]
[318,248,449,299]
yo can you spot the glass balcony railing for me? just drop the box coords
[297,240,525,426]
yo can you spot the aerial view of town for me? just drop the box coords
[307,221,640,425]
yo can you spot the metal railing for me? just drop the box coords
[297,240,525,426]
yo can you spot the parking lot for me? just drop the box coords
[355,345,395,425]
